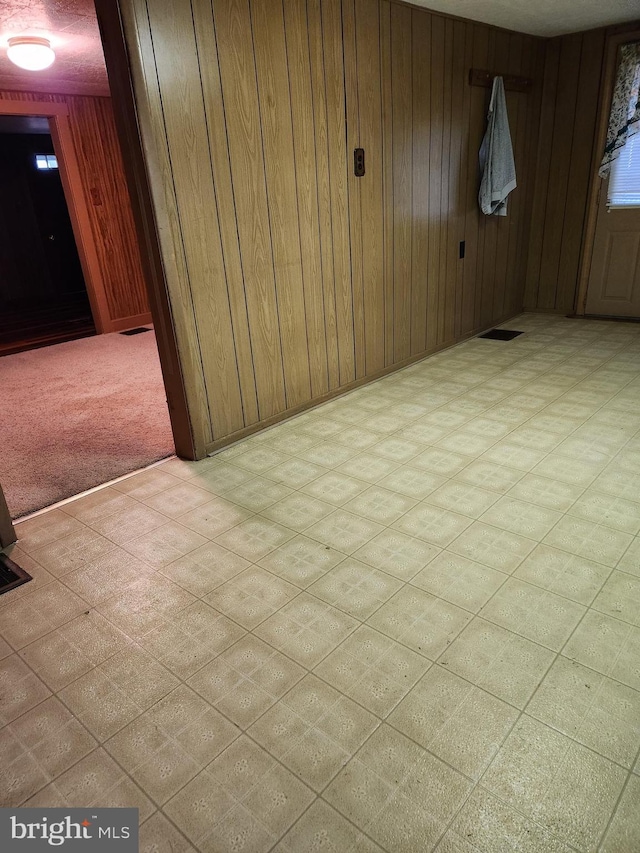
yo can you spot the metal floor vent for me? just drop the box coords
[120,327,152,336]
[478,329,524,341]
[0,553,32,596]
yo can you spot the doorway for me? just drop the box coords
[0,102,175,520]
[0,116,96,355]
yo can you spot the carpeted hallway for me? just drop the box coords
[0,329,174,518]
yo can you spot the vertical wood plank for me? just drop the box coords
[556,30,605,312]
[283,0,330,397]
[454,20,473,338]
[391,3,413,361]
[355,0,385,374]
[462,25,489,336]
[439,17,455,344]
[322,0,356,385]
[342,0,366,379]
[251,0,313,407]
[426,13,444,350]
[213,0,287,418]
[191,0,259,425]
[380,0,395,365]
[410,9,430,355]
[537,33,582,310]
[517,38,545,312]
[307,0,340,390]
[523,37,560,309]
[479,29,502,329]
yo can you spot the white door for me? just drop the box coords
[586,131,640,317]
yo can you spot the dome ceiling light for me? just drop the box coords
[7,37,56,72]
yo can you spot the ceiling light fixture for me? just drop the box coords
[7,37,55,71]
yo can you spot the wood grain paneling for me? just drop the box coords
[118,0,544,455]
[524,30,607,313]
[0,89,150,328]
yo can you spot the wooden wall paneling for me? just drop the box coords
[191,0,259,426]
[391,2,413,362]
[410,7,430,356]
[67,96,149,321]
[503,34,528,317]
[475,29,493,329]
[426,14,445,350]
[440,18,456,345]
[555,29,606,313]
[489,36,510,322]
[454,19,474,339]
[213,0,287,419]
[251,0,313,408]
[144,0,245,439]
[462,25,489,335]
[342,0,366,380]
[523,38,560,308]
[115,0,550,454]
[536,34,583,310]
[126,0,212,452]
[493,33,523,321]
[381,0,395,365]
[515,35,544,313]
[321,0,356,386]
[307,0,340,390]
[354,0,385,375]
[283,0,330,397]
[479,29,504,330]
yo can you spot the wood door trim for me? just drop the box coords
[93,0,197,459]
[575,26,640,316]
[0,99,112,333]
[0,482,16,549]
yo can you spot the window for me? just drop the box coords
[35,153,58,171]
[608,131,640,207]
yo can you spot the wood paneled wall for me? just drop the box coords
[0,90,150,329]
[120,0,544,454]
[524,30,606,313]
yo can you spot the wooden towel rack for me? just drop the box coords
[469,68,532,93]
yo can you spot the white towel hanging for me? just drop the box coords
[478,76,517,216]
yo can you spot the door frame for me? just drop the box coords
[575,25,640,316]
[0,482,17,549]
[0,99,112,333]
[93,0,197,459]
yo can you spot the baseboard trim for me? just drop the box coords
[107,312,153,333]
[203,308,523,457]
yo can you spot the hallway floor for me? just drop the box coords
[2,313,639,852]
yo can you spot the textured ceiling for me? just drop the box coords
[0,0,108,96]
[0,0,638,98]
[410,0,639,37]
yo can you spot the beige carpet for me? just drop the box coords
[0,329,174,518]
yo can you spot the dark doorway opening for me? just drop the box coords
[0,115,95,356]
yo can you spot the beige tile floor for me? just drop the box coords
[2,313,640,852]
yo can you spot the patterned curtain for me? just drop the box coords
[599,41,640,178]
